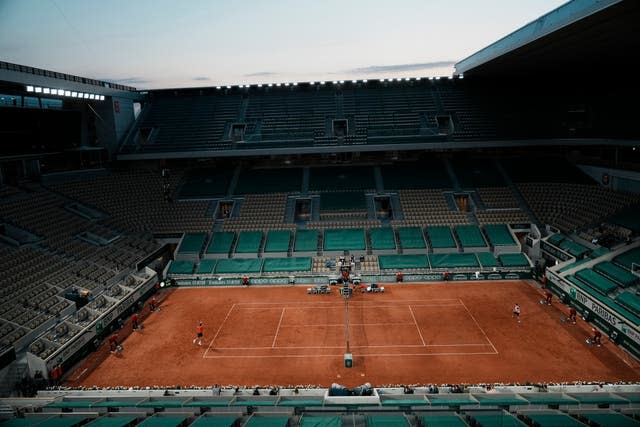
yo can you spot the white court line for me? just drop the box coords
[408,305,426,346]
[278,322,418,327]
[272,307,285,348]
[234,299,461,306]
[203,351,498,359]
[203,303,236,358]
[460,299,499,355]
[209,343,494,350]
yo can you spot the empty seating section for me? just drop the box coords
[50,170,213,233]
[613,246,640,270]
[309,166,375,191]
[575,269,619,294]
[320,192,366,211]
[593,261,638,287]
[498,253,530,267]
[397,227,426,249]
[475,187,530,225]
[426,226,456,249]
[343,86,432,137]
[477,187,519,209]
[369,227,396,250]
[615,291,640,314]
[262,257,312,273]
[451,158,505,188]
[235,231,263,253]
[519,182,639,232]
[380,160,452,190]
[222,193,291,232]
[264,230,292,253]
[323,228,366,251]
[0,187,160,348]
[132,93,242,152]
[421,414,469,427]
[455,225,487,248]
[379,255,428,270]
[234,168,303,194]
[215,258,262,274]
[245,89,335,141]
[436,80,497,140]
[483,224,516,246]
[366,415,410,426]
[430,253,478,268]
[196,259,216,274]
[167,260,195,275]
[178,168,233,198]
[398,189,468,227]
[294,230,319,253]
[206,232,235,255]
[476,252,499,268]
[504,158,594,184]
[177,232,207,254]
[546,234,590,258]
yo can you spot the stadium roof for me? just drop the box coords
[454,0,640,77]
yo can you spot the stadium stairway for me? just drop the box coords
[226,166,241,197]
[495,160,543,229]
[238,95,249,122]
[284,196,297,223]
[394,228,404,254]
[302,167,310,195]
[374,166,384,193]
[444,159,461,190]
[389,193,403,220]
[335,90,344,118]
[311,196,321,221]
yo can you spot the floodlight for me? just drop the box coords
[363,79,368,83]
[35,87,42,93]
[83,93,89,98]
[284,82,290,86]
[309,81,315,85]
[320,81,326,85]
[99,95,105,101]
[43,88,50,94]
[293,82,298,86]
[339,80,344,84]
[160,281,165,288]
[226,85,231,89]
[268,83,273,87]
[26,86,34,92]
[351,80,357,83]
[216,86,221,89]
[332,81,338,85]
[71,92,78,98]
[89,94,95,100]
[459,74,464,79]
[276,83,281,86]
[64,90,71,96]
[257,84,262,87]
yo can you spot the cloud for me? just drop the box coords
[243,71,279,77]
[347,61,456,74]
[102,76,152,85]
[192,76,210,81]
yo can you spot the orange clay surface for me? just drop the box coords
[68,281,640,388]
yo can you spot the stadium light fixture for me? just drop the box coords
[293,82,298,86]
[71,92,77,98]
[332,81,337,85]
[363,79,368,83]
[351,80,357,83]
[320,81,326,85]
[83,93,89,99]
[43,88,50,94]
[100,95,105,101]
[215,86,221,89]
[26,85,34,92]
[35,87,42,93]
[257,84,262,87]
[309,81,315,85]
[339,80,344,84]
[284,82,290,86]
[226,85,232,89]
[88,94,94,100]
[64,90,71,97]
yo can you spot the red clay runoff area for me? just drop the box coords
[67,281,640,388]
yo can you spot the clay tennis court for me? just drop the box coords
[68,280,640,388]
